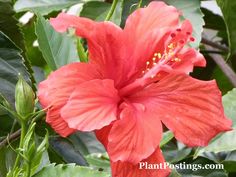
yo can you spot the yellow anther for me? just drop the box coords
[146,61,150,65]
[168,51,174,56]
[151,75,155,78]
[168,43,174,49]
[152,57,156,61]
[154,53,158,57]
[153,62,157,65]
[174,58,181,62]
[157,53,162,59]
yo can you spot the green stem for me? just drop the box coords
[26,161,31,177]
[12,122,27,171]
[105,0,118,21]
[77,38,88,62]
[137,0,143,8]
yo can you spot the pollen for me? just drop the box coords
[172,57,181,62]
[157,53,162,59]
[168,43,174,49]
[152,57,156,61]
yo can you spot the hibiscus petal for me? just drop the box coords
[111,147,170,177]
[129,73,232,147]
[61,79,120,131]
[124,2,179,37]
[38,62,100,137]
[95,125,112,149]
[50,13,127,87]
[123,2,180,78]
[173,48,206,74]
[45,106,75,137]
[107,102,163,163]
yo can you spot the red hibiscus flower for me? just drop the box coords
[38,2,232,177]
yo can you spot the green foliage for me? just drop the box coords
[216,0,236,58]
[69,132,105,155]
[80,1,122,25]
[0,145,17,177]
[85,153,110,172]
[35,15,79,70]
[0,0,25,50]
[165,0,204,48]
[163,141,192,163]
[0,31,31,106]
[160,131,174,148]
[14,0,82,15]
[1,0,236,176]
[33,164,110,177]
[22,18,46,67]
[49,137,88,166]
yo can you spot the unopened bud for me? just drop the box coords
[15,75,35,119]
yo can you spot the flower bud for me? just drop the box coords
[15,75,35,119]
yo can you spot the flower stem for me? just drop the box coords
[105,0,118,21]
[12,121,27,172]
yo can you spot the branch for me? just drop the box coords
[204,44,236,87]
[201,37,229,52]
[0,129,21,149]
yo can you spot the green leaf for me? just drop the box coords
[80,1,122,25]
[201,8,226,32]
[22,18,46,67]
[0,111,14,137]
[85,153,110,172]
[120,0,149,28]
[194,88,236,157]
[162,141,192,163]
[165,0,204,48]
[212,66,233,95]
[0,140,19,177]
[222,151,236,173]
[216,0,236,58]
[33,164,110,177]
[0,31,31,106]
[0,0,35,87]
[0,0,24,50]
[169,169,181,177]
[160,131,174,147]
[69,132,105,156]
[14,0,82,15]
[49,137,88,166]
[35,15,79,70]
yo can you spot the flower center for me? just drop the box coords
[141,28,195,80]
[119,28,195,97]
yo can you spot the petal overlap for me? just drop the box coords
[38,62,100,136]
[61,79,120,131]
[107,102,163,163]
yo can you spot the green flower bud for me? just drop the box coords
[15,75,35,119]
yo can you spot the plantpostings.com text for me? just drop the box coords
[139,162,224,171]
